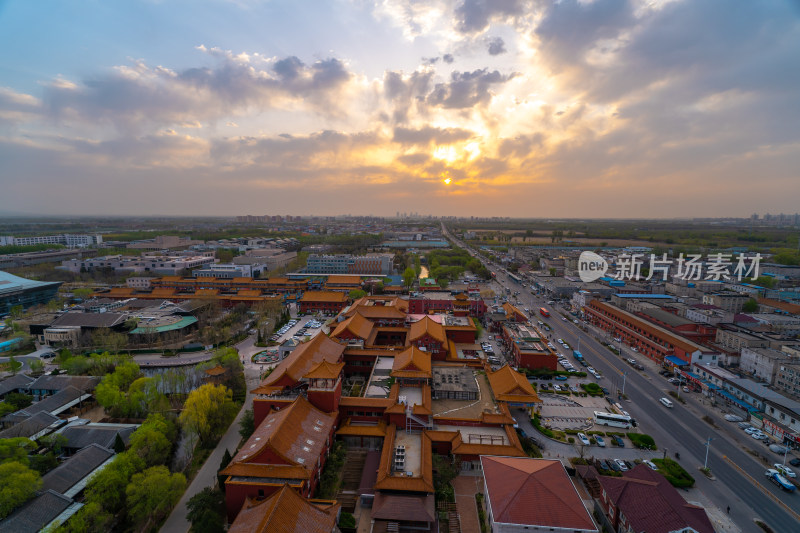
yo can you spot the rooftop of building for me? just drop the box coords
[480,456,597,532]
[228,485,339,533]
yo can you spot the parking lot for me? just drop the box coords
[269,315,324,344]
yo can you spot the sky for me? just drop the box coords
[1,0,799,218]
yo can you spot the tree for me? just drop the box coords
[85,451,146,513]
[179,384,239,446]
[402,267,416,289]
[348,289,367,300]
[129,424,172,467]
[28,358,44,375]
[113,433,127,453]
[3,393,32,411]
[187,487,226,533]
[52,501,113,533]
[0,438,36,465]
[0,462,41,518]
[126,466,186,527]
[239,409,255,440]
[742,298,759,312]
[218,449,232,491]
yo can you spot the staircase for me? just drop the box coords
[437,501,461,533]
[337,449,367,512]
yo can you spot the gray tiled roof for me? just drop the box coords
[26,374,99,393]
[59,424,136,451]
[41,444,114,495]
[0,490,73,533]
[0,411,60,439]
[0,373,34,397]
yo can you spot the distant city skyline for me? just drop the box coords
[1,0,798,217]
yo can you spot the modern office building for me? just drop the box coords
[0,271,62,316]
[304,253,394,275]
[0,234,103,248]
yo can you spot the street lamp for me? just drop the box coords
[703,437,714,470]
[622,371,628,396]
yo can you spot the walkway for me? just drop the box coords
[453,475,483,533]
[160,364,259,533]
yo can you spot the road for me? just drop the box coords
[487,265,800,533]
[440,226,800,533]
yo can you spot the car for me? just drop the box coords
[577,433,591,446]
[598,459,611,471]
[668,378,678,384]
[613,436,625,447]
[790,458,800,467]
[745,427,758,434]
[40,351,55,359]
[570,385,580,393]
[774,464,797,478]
[553,385,562,392]
[562,317,568,321]
[596,436,606,447]
[517,428,528,439]
[555,375,568,381]
[614,459,629,471]
[752,432,766,440]
[683,386,690,393]
[563,343,570,350]
[627,358,637,365]
[738,422,753,429]
[601,387,610,395]
[539,383,549,390]
[631,347,638,352]
[557,339,564,344]
[643,460,658,471]
[765,468,780,478]
[608,460,621,472]
[624,460,634,469]
[568,368,578,373]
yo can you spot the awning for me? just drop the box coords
[665,356,688,366]
[717,390,758,412]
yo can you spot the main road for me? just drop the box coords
[491,264,800,533]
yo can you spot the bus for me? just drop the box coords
[539,307,550,317]
[508,273,522,283]
[594,411,633,429]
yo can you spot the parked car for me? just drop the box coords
[643,460,658,471]
[601,387,610,395]
[790,458,800,467]
[613,435,625,447]
[595,436,606,448]
[577,433,591,446]
[553,385,562,392]
[614,459,629,471]
[609,460,621,472]
[598,459,611,471]
[555,375,568,381]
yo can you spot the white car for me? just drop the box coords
[615,459,629,471]
[553,385,562,392]
[643,460,658,471]
[577,433,591,446]
[774,464,797,478]
[595,436,606,447]
[557,339,564,344]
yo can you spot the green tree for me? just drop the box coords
[179,384,239,446]
[742,298,759,313]
[348,289,367,299]
[3,393,32,411]
[187,487,226,533]
[402,267,416,289]
[0,462,41,518]
[129,424,172,467]
[72,288,93,300]
[239,409,255,440]
[28,358,44,375]
[218,448,233,492]
[0,438,36,465]
[125,466,186,527]
[84,451,146,513]
[52,501,114,533]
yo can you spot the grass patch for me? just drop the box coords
[316,441,347,499]
[626,432,657,450]
[668,390,686,404]
[702,415,718,428]
[476,493,488,533]
[652,457,695,488]
[581,383,604,396]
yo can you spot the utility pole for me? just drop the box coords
[703,437,714,470]
[622,371,628,396]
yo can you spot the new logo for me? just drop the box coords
[578,251,608,282]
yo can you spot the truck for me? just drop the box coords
[573,350,584,362]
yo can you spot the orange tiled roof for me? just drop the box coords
[303,360,344,380]
[229,484,339,533]
[338,396,396,408]
[502,302,527,320]
[252,334,345,395]
[300,291,347,303]
[324,275,363,285]
[331,312,374,340]
[336,418,388,437]
[409,316,446,343]
[204,365,226,376]
[487,365,541,404]
[391,346,432,379]
[222,396,337,478]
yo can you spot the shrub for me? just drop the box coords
[568,437,575,443]
[339,512,356,529]
[626,432,657,450]
[652,458,694,488]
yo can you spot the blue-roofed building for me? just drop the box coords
[0,271,62,316]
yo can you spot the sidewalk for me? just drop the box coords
[160,366,259,533]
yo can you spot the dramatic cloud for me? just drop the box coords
[426,69,516,109]
[487,37,506,55]
[1,0,798,217]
